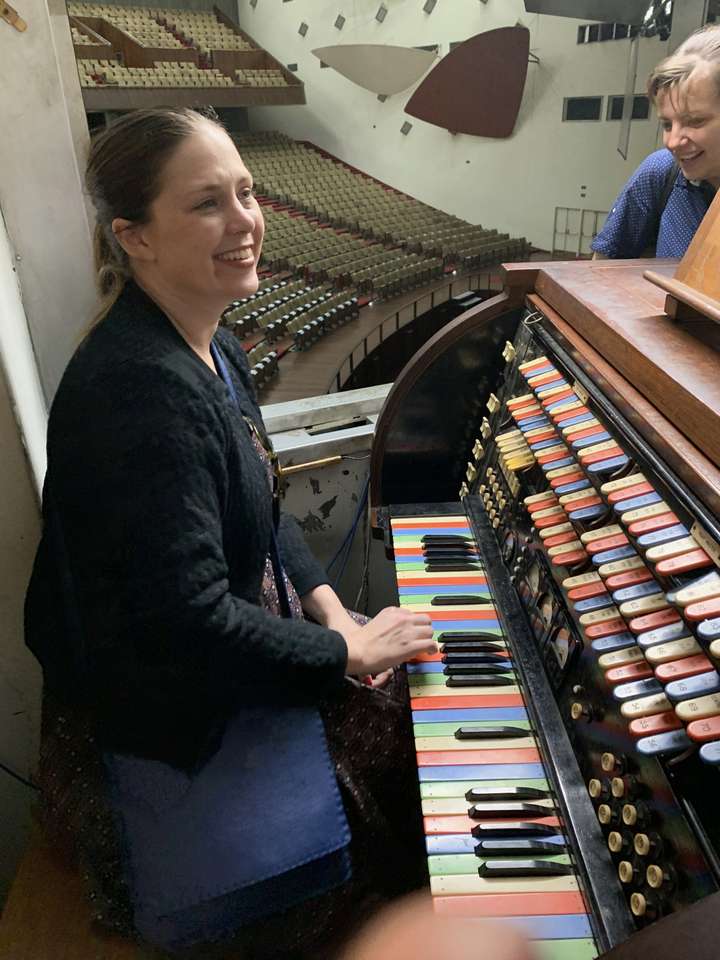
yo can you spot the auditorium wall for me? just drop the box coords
[239,0,667,251]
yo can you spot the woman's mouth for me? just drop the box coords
[215,247,254,263]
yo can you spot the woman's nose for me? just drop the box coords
[665,125,687,151]
[228,199,256,233]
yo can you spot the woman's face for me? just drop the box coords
[131,121,265,310]
[657,64,720,186]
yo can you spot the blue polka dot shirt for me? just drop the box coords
[591,148,715,258]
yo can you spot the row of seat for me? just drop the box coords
[157,8,254,56]
[69,2,186,48]
[77,59,233,88]
[235,68,289,87]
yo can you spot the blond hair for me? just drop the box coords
[648,24,720,102]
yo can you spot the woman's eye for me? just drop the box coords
[239,187,256,204]
[197,198,218,210]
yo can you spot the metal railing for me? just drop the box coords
[552,206,608,259]
[328,269,501,393]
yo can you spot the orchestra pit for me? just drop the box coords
[2,1,720,958]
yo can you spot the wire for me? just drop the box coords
[0,760,38,792]
[329,473,370,591]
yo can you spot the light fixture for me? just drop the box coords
[335,13,345,29]
[423,0,437,13]
[298,21,308,36]
[376,4,387,22]
[400,120,412,134]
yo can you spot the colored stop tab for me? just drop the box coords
[687,715,720,743]
[628,608,682,634]
[655,549,713,576]
[550,472,586,489]
[605,661,654,685]
[541,389,576,407]
[684,597,720,622]
[527,370,563,387]
[536,448,570,465]
[507,393,536,408]
[606,482,654,504]
[527,499,559,515]
[604,568,655,590]
[535,512,571,530]
[551,549,588,568]
[655,655,714,683]
[585,618,629,640]
[568,580,610,601]
[554,406,591,424]
[628,512,680,536]
[544,530,579,549]
[586,534,630,555]
[628,711,682,738]
[580,446,624,466]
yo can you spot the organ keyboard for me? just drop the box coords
[372,258,720,957]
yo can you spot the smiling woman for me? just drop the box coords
[591,23,720,260]
[23,107,436,958]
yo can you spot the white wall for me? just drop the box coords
[238,0,669,250]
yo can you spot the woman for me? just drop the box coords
[592,24,720,259]
[24,107,435,957]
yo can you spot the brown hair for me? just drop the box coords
[85,106,224,324]
[648,24,720,103]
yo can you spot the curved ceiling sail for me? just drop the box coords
[311,44,436,96]
[404,27,530,139]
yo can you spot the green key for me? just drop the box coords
[410,672,517,686]
[413,721,530,738]
[428,853,572,876]
[533,940,598,960]
[419,778,549,798]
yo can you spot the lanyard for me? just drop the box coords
[210,341,292,619]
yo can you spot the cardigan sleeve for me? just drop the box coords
[46,360,348,727]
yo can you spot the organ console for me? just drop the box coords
[370,257,720,957]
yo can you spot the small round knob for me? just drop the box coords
[611,777,625,799]
[618,860,639,885]
[634,832,663,859]
[646,864,673,890]
[572,684,584,695]
[571,701,592,722]
[588,778,605,800]
[607,831,631,855]
[631,892,648,918]
[597,804,617,826]
[622,804,638,827]
[601,752,623,774]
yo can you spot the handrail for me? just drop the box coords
[327,269,502,393]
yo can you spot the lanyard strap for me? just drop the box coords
[211,341,292,620]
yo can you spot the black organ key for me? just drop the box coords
[442,652,508,664]
[431,595,490,605]
[469,802,551,820]
[471,822,560,839]
[440,641,504,654]
[421,535,473,543]
[475,839,564,857]
[438,632,505,644]
[464,785,548,799]
[425,564,480,572]
[423,555,480,564]
[478,860,572,878]
[446,675,514,687]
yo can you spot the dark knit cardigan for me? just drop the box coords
[25,282,348,769]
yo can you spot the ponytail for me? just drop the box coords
[90,223,128,327]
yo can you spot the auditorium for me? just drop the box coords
[2,0,720,957]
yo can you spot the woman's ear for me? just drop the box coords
[111,218,155,262]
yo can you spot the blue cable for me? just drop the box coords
[329,473,369,590]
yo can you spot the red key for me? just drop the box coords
[527,371,563,387]
[562,495,603,512]
[551,549,588,567]
[686,716,720,743]
[605,662,654,684]
[508,392,540,408]
[550,472,586,489]
[541,389,575,407]
[684,597,720,622]
[411,695,524,710]
[525,429,557,444]
[607,482,654,504]
[412,610,499,620]
[552,406,591,423]
[544,531,579,548]
[563,425,607,442]
[537,448,570,465]
[400,577,487,586]
[417,748,540,766]
[513,407,542,421]
[627,512,680,536]
[567,581,607,601]
[628,608,682,634]
[434,891,590,918]
[585,534,630,555]
[535,513,570,529]
[527,498,559,515]
[628,711,682,738]
[656,549,712,576]
[655,655,713,682]
[604,568,655,590]
[584,618,629,639]
[579,446,624,466]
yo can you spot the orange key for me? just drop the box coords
[536,513,572,529]
[628,608,682,634]
[584,618,628,639]
[686,715,720,743]
[537,449,570,465]
[433,891,589,918]
[411,695,524,710]
[607,482,654,504]
[655,655,714,682]
[684,597,720,622]
[553,405,591,423]
[579,446,624,466]
[551,549,588,567]
[527,371,564,387]
[605,662,654,684]
[586,534,630,555]
[527,500,559,515]
[550,472,586,489]
[656,549,713,576]
[541,389,575,407]
[628,711,682,738]
[545,531,579,548]
[417,748,540,766]
[563,495,603,512]
[568,581,609,601]
[604,568,655,590]
[627,512,680,536]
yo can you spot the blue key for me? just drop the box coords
[636,621,689,649]
[568,504,608,522]
[591,633,637,653]
[611,582,663,604]
[407,661,514,674]
[530,438,562,451]
[556,412,595,428]
[613,492,663,514]
[499,915,594,941]
[613,678,663,701]
[700,742,720,765]
[636,525,689,549]
[697,618,720,642]
[544,397,579,413]
[571,432,612,450]
[665,671,720,702]
[399,585,490,597]
[418,763,546,782]
[534,378,567,394]
[541,457,575,472]
[429,619,501,631]
[394,527,469,537]
[554,479,592,495]
[518,416,549,430]
[574,594,614,614]
[522,364,555,378]
[411,708,528,723]
[586,455,631,475]
[426,835,478,855]
[636,729,692,756]
[592,545,638,566]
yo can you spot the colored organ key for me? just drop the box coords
[686,716,720,743]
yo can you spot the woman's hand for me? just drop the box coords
[341,606,436,676]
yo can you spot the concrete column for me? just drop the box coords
[0,0,97,402]
[669,0,709,51]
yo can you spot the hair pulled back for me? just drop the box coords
[648,24,720,103]
[86,106,222,323]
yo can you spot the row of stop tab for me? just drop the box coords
[506,353,720,765]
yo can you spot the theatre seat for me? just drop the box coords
[0,831,158,960]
